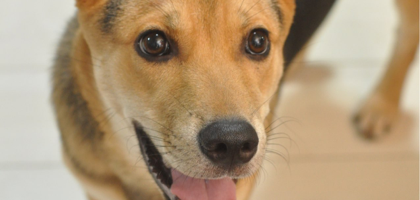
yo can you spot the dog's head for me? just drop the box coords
[76,0,295,199]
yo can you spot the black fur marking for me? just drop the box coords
[52,16,106,178]
[102,0,123,33]
[283,0,336,68]
[53,16,104,142]
[270,0,283,25]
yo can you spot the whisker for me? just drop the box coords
[151,2,171,18]
[93,108,113,119]
[265,149,289,163]
[265,115,301,130]
[267,132,300,152]
[244,7,268,23]
[266,143,290,162]
[265,119,298,134]
[252,161,267,186]
[250,89,278,116]
[244,0,263,16]
[263,156,276,170]
[265,148,291,173]
[169,94,205,121]
[238,0,246,13]
[98,111,117,127]
[128,116,175,134]
[168,0,176,11]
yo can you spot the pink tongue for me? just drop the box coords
[171,169,236,200]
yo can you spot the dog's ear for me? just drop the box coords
[76,0,105,10]
[276,0,296,25]
[270,0,296,35]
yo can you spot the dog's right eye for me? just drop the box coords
[245,29,270,61]
[135,30,172,61]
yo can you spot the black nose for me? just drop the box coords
[198,120,259,168]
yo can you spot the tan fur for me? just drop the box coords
[53,0,295,199]
[354,0,419,139]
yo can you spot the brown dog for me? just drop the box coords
[52,0,295,199]
[51,0,418,199]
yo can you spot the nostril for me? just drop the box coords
[206,143,228,161]
[241,142,252,152]
[241,141,258,152]
[214,143,228,154]
[238,140,258,163]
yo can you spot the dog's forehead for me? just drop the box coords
[101,0,284,35]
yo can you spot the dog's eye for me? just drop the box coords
[246,29,270,56]
[135,30,172,61]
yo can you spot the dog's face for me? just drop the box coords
[77,0,294,198]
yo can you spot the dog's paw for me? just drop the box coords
[353,93,399,140]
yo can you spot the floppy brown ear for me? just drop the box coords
[76,0,105,10]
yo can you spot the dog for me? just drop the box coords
[51,0,417,200]
[52,0,296,199]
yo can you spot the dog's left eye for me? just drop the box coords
[245,29,270,57]
[135,30,172,61]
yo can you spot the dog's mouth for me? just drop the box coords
[134,121,175,199]
[133,121,238,200]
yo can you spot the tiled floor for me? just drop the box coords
[250,60,419,200]
[0,0,418,200]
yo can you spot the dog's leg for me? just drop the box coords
[354,0,419,139]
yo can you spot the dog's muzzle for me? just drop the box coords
[134,119,258,200]
[134,121,176,200]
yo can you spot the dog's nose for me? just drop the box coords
[198,120,259,168]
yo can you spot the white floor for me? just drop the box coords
[0,0,418,200]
